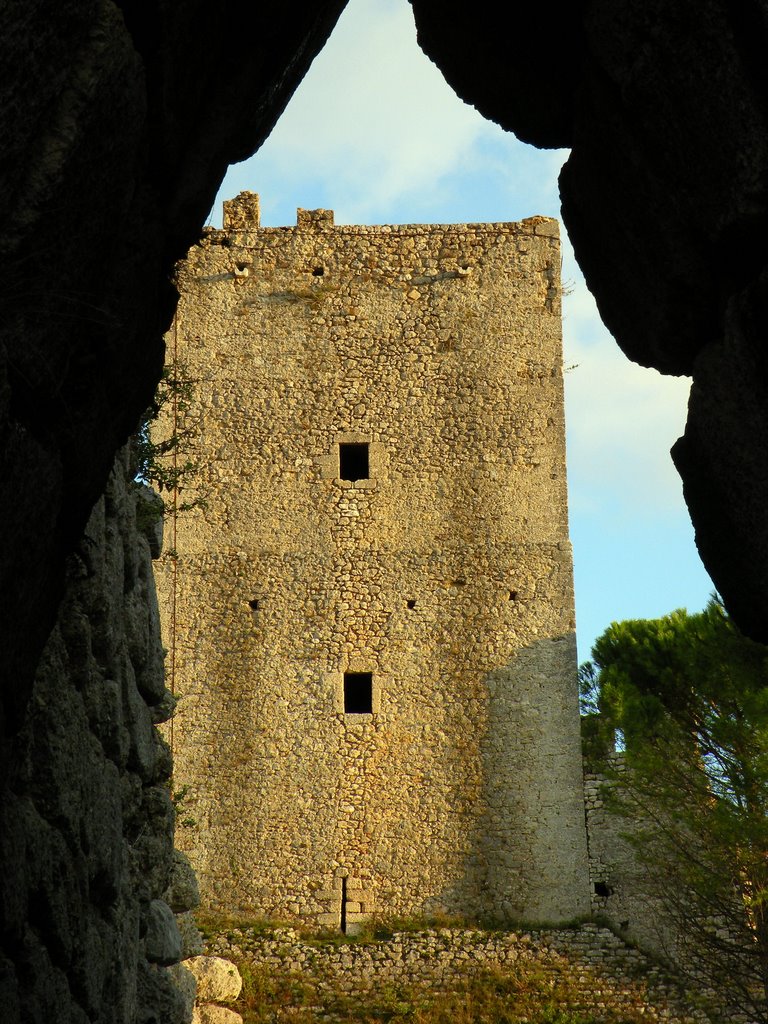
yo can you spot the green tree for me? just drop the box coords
[133,365,205,514]
[581,598,768,1020]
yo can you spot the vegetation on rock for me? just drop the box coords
[134,365,206,514]
[235,962,616,1024]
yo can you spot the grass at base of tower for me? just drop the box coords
[236,961,612,1024]
[198,915,720,1024]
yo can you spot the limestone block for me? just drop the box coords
[151,689,178,724]
[128,582,167,704]
[137,960,190,1024]
[346,889,373,904]
[167,962,197,1020]
[315,890,340,901]
[145,899,183,965]
[185,957,242,1003]
[193,1006,243,1024]
[123,671,166,784]
[532,219,559,238]
[134,483,165,559]
[132,784,175,901]
[223,191,260,230]
[176,911,205,958]
[165,850,201,912]
[297,207,333,230]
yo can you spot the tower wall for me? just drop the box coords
[157,193,590,927]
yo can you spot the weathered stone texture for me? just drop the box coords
[584,763,676,959]
[156,195,590,927]
[185,957,243,1003]
[0,449,188,1024]
[0,0,348,716]
[3,1,767,1016]
[1,8,347,1015]
[208,923,721,1023]
[192,1007,243,1024]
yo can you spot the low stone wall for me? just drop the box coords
[206,923,723,1023]
[584,760,678,960]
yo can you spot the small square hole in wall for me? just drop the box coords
[344,672,372,714]
[339,442,369,481]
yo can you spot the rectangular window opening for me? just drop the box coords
[339,442,369,481]
[344,672,373,714]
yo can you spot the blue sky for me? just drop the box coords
[212,0,714,663]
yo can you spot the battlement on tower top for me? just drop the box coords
[219,190,558,238]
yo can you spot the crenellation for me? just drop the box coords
[157,192,589,932]
[297,206,335,230]
[222,191,261,230]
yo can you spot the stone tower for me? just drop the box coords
[156,191,590,930]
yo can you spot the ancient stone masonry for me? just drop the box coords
[208,923,723,1024]
[583,761,676,958]
[8,3,768,1019]
[156,192,590,930]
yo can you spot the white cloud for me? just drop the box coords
[218,0,489,224]
[217,0,569,227]
[561,243,691,520]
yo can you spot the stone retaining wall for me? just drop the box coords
[584,762,677,959]
[206,923,725,1023]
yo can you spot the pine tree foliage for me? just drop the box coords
[581,598,768,1020]
[134,366,205,514]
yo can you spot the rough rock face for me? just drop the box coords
[1,5,345,1020]
[410,0,768,641]
[0,0,348,729]
[0,449,186,1023]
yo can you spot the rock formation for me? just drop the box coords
[0,449,192,1021]
[0,0,348,715]
[1,4,346,1021]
